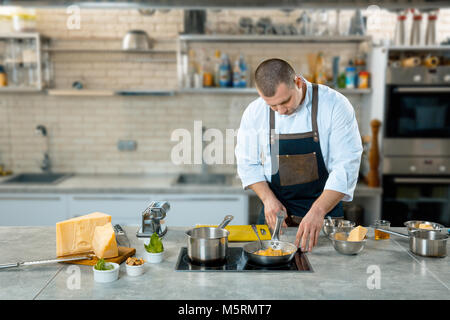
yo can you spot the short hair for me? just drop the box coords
[255,59,296,97]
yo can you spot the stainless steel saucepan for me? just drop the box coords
[186,215,234,265]
[243,212,298,266]
[375,228,448,258]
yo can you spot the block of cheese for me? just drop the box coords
[347,226,368,242]
[418,223,433,230]
[334,232,348,241]
[56,212,111,257]
[92,223,119,259]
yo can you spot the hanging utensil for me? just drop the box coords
[0,255,93,270]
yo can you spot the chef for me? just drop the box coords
[235,58,362,252]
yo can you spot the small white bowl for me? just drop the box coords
[93,262,119,283]
[144,251,164,263]
[125,263,145,277]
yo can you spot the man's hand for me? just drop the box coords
[295,207,326,252]
[263,196,288,232]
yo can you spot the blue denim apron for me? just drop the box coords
[258,83,343,224]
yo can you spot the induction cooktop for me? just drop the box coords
[174,247,313,272]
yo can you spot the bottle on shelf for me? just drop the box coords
[345,60,356,89]
[232,60,241,88]
[0,65,7,87]
[238,54,248,88]
[202,56,213,88]
[218,53,231,88]
[314,52,327,84]
[213,49,221,87]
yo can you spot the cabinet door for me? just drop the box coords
[67,194,150,226]
[0,193,67,226]
[161,194,249,227]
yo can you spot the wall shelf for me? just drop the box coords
[42,48,177,54]
[179,34,372,43]
[178,87,372,95]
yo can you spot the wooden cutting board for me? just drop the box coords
[195,225,271,242]
[60,246,136,266]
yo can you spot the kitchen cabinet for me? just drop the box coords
[0,32,49,92]
[67,193,249,227]
[0,193,67,226]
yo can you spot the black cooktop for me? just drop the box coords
[174,247,313,272]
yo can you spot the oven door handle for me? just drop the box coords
[394,87,450,93]
[394,177,450,184]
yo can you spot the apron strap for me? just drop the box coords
[311,83,319,143]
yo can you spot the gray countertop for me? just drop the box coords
[0,173,382,196]
[0,226,447,300]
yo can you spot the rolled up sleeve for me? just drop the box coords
[235,107,267,189]
[324,97,363,202]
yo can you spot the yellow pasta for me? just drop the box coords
[253,247,293,256]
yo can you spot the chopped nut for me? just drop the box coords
[126,257,145,266]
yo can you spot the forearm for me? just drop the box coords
[310,189,345,217]
[248,181,277,204]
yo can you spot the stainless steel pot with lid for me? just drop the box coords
[186,215,234,265]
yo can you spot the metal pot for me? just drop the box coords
[122,30,152,51]
[375,228,447,258]
[186,215,233,265]
[243,212,297,266]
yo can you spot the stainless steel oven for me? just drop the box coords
[382,60,450,226]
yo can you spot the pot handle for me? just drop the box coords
[375,228,409,239]
[218,215,234,229]
[272,211,286,241]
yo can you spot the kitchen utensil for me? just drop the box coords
[403,221,444,235]
[376,228,447,258]
[137,201,170,238]
[243,212,297,266]
[186,215,234,265]
[251,224,263,251]
[114,224,130,247]
[122,30,152,51]
[329,231,366,255]
[0,255,92,269]
[60,246,136,266]
[194,224,271,241]
[322,218,355,237]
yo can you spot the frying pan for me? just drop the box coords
[243,212,297,266]
[375,228,447,258]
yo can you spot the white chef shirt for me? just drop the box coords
[235,78,363,202]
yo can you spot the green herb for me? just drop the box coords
[94,258,114,271]
[144,232,164,253]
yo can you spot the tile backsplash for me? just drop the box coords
[1,8,449,174]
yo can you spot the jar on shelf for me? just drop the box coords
[358,71,370,89]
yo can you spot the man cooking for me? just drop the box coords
[235,58,362,252]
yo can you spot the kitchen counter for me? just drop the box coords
[0,174,247,194]
[0,226,448,300]
[0,173,382,196]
